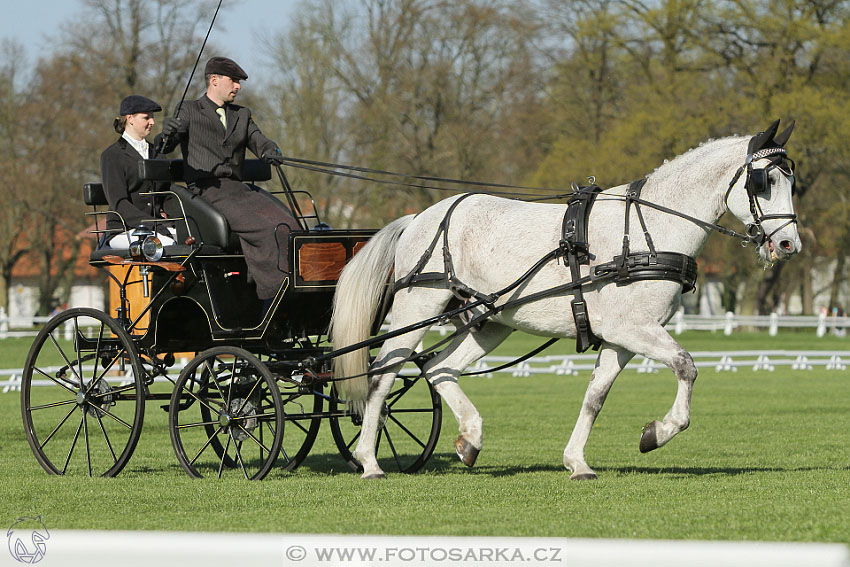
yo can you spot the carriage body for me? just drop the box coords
[20,159,441,479]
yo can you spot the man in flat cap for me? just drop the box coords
[160,56,294,303]
[100,94,176,248]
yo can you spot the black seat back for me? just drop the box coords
[84,183,108,206]
[162,185,236,250]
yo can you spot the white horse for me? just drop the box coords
[330,120,801,479]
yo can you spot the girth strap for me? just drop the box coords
[560,185,604,353]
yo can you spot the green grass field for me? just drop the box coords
[1,331,850,541]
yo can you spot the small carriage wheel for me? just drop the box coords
[169,347,284,480]
[328,374,442,474]
[21,308,145,477]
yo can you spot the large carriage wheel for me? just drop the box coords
[169,347,284,479]
[329,374,441,474]
[21,308,145,477]
[193,357,324,472]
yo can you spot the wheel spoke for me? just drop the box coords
[190,425,225,466]
[29,399,77,411]
[97,406,134,430]
[176,378,223,415]
[176,420,221,430]
[232,375,264,417]
[285,415,310,435]
[235,423,273,455]
[218,433,232,478]
[205,360,228,402]
[33,366,78,394]
[91,382,137,397]
[345,430,361,451]
[92,321,104,383]
[74,316,84,391]
[61,415,85,474]
[83,408,92,476]
[383,426,403,470]
[386,379,416,407]
[227,357,237,407]
[387,414,426,449]
[85,347,128,397]
[384,407,434,414]
[230,434,249,480]
[48,332,84,387]
[94,412,118,464]
[40,405,79,450]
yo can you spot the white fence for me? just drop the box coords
[4,349,850,393]
[3,307,849,340]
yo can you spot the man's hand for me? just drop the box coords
[262,146,285,165]
[161,117,186,137]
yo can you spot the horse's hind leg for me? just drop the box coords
[564,344,634,480]
[421,323,514,467]
[354,288,454,479]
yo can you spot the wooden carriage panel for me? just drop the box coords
[292,230,377,290]
[298,242,347,281]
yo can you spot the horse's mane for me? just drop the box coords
[642,135,747,206]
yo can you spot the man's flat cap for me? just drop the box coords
[205,56,248,80]
[119,95,162,116]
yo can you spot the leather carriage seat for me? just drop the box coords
[86,159,290,261]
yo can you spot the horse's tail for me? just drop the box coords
[330,214,414,414]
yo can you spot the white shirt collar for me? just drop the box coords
[122,131,149,159]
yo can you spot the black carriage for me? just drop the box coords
[20,160,441,479]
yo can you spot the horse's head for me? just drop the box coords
[725,119,801,265]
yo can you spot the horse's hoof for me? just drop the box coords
[361,471,386,480]
[570,471,597,481]
[455,436,480,467]
[640,420,660,453]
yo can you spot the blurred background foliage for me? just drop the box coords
[2,0,849,315]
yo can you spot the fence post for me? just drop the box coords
[724,312,735,336]
[0,307,7,340]
[769,312,778,336]
[817,312,827,337]
[64,319,73,340]
[674,307,685,335]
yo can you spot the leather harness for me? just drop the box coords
[393,183,698,353]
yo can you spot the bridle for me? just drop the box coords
[724,145,798,246]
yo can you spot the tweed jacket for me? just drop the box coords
[99,137,170,239]
[161,95,277,184]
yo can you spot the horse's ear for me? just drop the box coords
[749,119,781,153]
[772,120,796,147]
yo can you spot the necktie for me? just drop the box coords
[216,107,227,130]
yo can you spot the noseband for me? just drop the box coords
[725,146,798,246]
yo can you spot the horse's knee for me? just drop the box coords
[672,350,697,382]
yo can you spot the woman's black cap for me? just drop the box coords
[119,95,162,116]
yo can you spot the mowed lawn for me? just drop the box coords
[1,331,849,542]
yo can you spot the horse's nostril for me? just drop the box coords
[780,240,794,252]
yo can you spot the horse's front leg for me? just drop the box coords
[638,347,697,452]
[564,345,634,480]
[603,320,698,452]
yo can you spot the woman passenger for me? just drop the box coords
[99,95,175,248]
